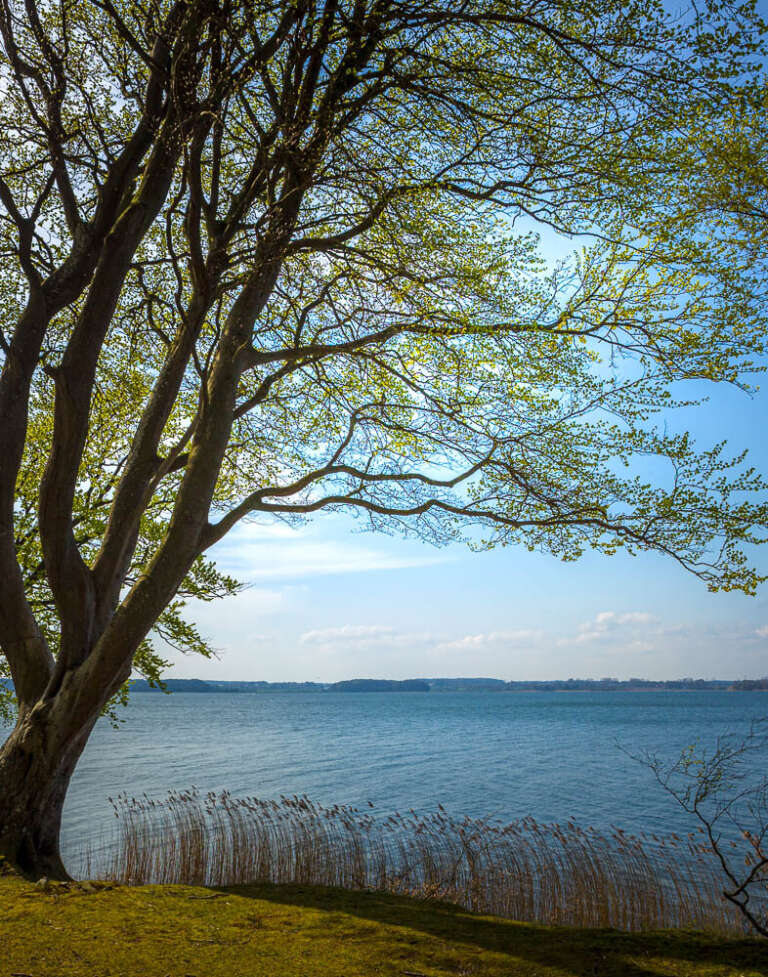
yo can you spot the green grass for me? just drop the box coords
[1,875,767,977]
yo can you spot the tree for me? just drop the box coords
[632,719,768,937]
[0,0,767,880]
[624,69,768,350]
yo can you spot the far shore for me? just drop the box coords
[124,676,767,693]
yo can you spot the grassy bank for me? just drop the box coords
[1,874,766,977]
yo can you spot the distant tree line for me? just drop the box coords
[108,677,759,694]
[504,678,738,692]
[5,676,764,700]
[730,679,768,691]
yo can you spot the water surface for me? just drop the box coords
[16,688,759,865]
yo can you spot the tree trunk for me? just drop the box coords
[0,704,93,880]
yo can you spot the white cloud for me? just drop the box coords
[595,611,654,626]
[756,626,768,638]
[558,610,658,647]
[300,625,398,645]
[436,629,544,650]
[211,525,450,580]
[300,626,548,654]
[298,625,441,655]
[296,625,550,679]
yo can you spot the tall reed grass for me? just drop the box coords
[87,789,747,933]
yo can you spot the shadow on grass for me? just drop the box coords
[221,882,768,977]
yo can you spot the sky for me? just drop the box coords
[164,371,768,684]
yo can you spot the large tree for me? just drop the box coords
[0,0,767,880]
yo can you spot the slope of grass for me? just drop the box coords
[1,874,766,977]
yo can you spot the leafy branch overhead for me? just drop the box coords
[0,0,768,877]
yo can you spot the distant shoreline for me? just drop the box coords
[125,677,768,694]
[5,676,767,697]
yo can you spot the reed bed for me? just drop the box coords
[90,789,748,934]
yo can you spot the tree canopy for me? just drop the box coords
[1,0,768,877]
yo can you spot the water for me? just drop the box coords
[2,690,766,865]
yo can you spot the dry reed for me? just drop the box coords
[87,789,750,934]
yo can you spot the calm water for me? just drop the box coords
[3,690,767,867]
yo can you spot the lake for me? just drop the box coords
[2,688,749,870]
[3,689,767,869]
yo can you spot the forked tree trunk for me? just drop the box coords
[0,703,95,880]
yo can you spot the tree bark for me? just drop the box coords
[0,702,95,880]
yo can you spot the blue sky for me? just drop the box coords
[164,372,768,683]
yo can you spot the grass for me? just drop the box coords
[81,789,755,934]
[1,872,767,977]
